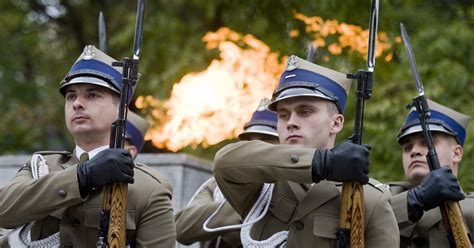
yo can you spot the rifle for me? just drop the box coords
[337,0,379,247]
[97,1,146,247]
[400,23,472,248]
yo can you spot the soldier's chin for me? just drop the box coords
[285,140,306,148]
[408,169,429,185]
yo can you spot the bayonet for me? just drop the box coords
[306,43,314,62]
[133,0,145,60]
[400,23,424,96]
[98,12,107,53]
[366,0,378,72]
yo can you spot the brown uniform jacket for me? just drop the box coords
[0,151,176,248]
[175,178,242,247]
[390,181,474,248]
[213,140,400,247]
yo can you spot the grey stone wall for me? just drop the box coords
[0,153,213,248]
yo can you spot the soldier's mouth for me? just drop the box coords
[409,160,426,169]
[72,115,88,122]
[286,135,302,142]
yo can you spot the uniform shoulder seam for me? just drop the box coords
[134,162,165,184]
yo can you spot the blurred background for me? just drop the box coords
[0,0,472,190]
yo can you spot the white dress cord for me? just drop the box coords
[203,183,288,247]
[19,154,60,248]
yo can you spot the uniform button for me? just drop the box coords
[58,189,67,198]
[64,242,73,248]
[295,221,304,230]
[290,155,299,163]
[72,218,80,227]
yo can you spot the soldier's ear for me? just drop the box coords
[452,144,463,163]
[124,143,138,159]
[330,114,344,134]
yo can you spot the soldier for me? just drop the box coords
[175,98,279,247]
[390,99,474,247]
[213,55,399,247]
[0,45,176,247]
[124,110,150,159]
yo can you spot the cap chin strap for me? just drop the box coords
[203,183,288,247]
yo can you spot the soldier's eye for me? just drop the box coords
[402,144,412,153]
[88,93,99,99]
[65,94,76,101]
[278,112,288,120]
[299,108,312,116]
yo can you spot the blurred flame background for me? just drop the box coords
[135,13,397,152]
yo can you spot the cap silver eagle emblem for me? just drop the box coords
[285,55,299,71]
[82,45,96,60]
[257,98,271,111]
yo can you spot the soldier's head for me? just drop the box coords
[397,99,470,184]
[61,45,127,147]
[269,55,351,149]
[124,111,150,159]
[238,98,279,144]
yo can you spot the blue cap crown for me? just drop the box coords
[238,99,278,140]
[269,55,352,113]
[125,111,150,152]
[397,99,471,146]
[60,45,133,100]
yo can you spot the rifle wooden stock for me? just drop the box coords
[339,182,365,248]
[108,182,128,247]
[441,200,472,247]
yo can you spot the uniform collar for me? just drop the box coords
[75,145,109,160]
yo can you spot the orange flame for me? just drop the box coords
[136,28,285,151]
[293,12,395,62]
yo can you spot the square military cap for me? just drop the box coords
[125,111,150,152]
[59,45,132,100]
[397,99,471,146]
[269,55,352,113]
[238,98,278,140]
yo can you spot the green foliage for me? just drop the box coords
[0,0,472,190]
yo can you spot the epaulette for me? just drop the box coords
[133,162,165,184]
[465,192,474,198]
[33,151,72,156]
[367,178,390,193]
[20,151,72,176]
[387,181,412,190]
[386,181,413,195]
[33,151,73,166]
[335,179,389,193]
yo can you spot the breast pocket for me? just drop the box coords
[313,214,338,240]
[269,195,297,223]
